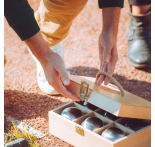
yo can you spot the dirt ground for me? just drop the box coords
[4,0,151,146]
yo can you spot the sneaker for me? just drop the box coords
[27,43,70,94]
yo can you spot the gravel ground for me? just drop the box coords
[4,0,151,146]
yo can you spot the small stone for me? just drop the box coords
[5,138,29,147]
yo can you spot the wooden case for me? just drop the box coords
[49,71,151,147]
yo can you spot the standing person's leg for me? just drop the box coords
[28,0,88,94]
[127,0,151,68]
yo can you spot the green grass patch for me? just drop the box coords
[4,121,42,147]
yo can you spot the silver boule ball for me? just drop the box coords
[61,107,82,120]
[101,127,125,141]
[81,117,103,131]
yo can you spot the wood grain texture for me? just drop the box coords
[69,75,151,106]
[119,104,151,120]
[66,80,122,114]
[49,101,151,147]
[49,111,114,147]
[48,74,151,146]
[49,108,151,147]
[114,126,151,147]
[67,75,151,119]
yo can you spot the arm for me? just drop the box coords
[97,0,124,85]
[97,7,120,85]
[25,32,80,101]
[4,0,80,101]
[4,0,40,41]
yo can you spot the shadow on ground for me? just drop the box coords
[4,90,65,121]
[4,66,151,130]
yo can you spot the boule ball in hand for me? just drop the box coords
[125,119,145,131]
[103,112,120,121]
[81,117,103,131]
[101,127,125,141]
[61,107,82,120]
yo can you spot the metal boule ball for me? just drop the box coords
[61,107,82,120]
[103,112,120,121]
[125,119,145,131]
[101,127,125,141]
[81,117,103,131]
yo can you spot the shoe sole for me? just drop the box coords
[127,57,151,69]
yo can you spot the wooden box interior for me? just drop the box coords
[49,101,151,146]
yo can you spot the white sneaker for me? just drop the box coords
[27,43,70,94]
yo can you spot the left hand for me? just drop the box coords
[97,31,118,86]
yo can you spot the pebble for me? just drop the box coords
[5,138,29,147]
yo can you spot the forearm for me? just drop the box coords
[98,7,121,85]
[25,32,53,65]
[101,7,121,39]
[25,32,80,101]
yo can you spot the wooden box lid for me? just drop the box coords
[66,71,151,120]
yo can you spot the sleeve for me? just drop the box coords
[4,0,40,41]
[98,0,124,8]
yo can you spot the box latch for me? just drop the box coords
[79,80,89,101]
[75,126,84,136]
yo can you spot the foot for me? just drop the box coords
[28,43,70,94]
[127,11,151,69]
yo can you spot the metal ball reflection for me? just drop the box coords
[61,107,82,120]
[103,112,120,121]
[125,119,145,131]
[102,127,125,141]
[81,117,103,131]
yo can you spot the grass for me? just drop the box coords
[4,121,42,147]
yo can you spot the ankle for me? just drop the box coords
[131,5,151,16]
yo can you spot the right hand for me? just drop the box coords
[41,51,81,101]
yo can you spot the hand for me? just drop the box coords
[41,51,81,101]
[97,32,118,86]
[25,32,80,101]
[97,7,120,86]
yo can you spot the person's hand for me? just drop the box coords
[41,51,81,101]
[25,32,80,101]
[97,7,120,86]
[97,32,118,86]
